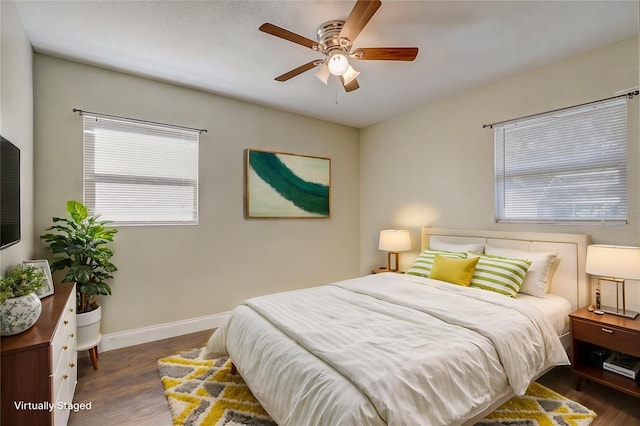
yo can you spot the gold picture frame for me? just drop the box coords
[246,149,331,219]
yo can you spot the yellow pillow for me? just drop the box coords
[429,254,479,287]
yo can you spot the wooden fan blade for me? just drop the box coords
[275,61,318,82]
[340,76,360,92]
[339,0,381,44]
[353,47,419,61]
[259,23,317,50]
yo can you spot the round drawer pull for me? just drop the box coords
[70,333,75,338]
[63,374,68,380]
[69,308,74,312]
[601,327,614,334]
[64,320,69,325]
[69,362,76,368]
[62,345,68,350]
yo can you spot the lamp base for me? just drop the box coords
[387,252,399,272]
[600,305,639,320]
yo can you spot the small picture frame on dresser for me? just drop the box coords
[23,259,54,298]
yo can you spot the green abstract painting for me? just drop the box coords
[246,149,330,218]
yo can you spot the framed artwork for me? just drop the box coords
[23,259,55,298]
[246,149,331,218]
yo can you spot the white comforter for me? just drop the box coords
[205,273,569,426]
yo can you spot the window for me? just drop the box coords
[494,97,628,224]
[82,114,199,226]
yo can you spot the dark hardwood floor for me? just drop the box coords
[538,366,640,426]
[69,329,213,426]
[69,330,640,425]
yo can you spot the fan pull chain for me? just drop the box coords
[335,79,339,105]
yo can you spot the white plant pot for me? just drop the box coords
[0,293,42,336]
[76,305,102,351]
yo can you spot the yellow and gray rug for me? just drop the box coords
[476,381,596,426]
[158,348,596,426]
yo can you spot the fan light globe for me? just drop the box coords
[327,52,349,76]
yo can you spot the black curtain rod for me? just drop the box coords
[72,108,208,134]
[482,90,639,129]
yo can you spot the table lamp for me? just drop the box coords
[585,244,640,319]
[379,230,411,272]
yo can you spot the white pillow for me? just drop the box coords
[484,245,558,297]
[429,236,484,254]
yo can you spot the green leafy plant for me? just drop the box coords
[40,200,118,313]
[0,265,45,304]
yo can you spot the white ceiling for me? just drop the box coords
[14,1,639,128]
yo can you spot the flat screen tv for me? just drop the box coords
[1,136,20,249]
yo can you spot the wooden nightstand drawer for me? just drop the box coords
[572,319,640,357]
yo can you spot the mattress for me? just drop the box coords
[515,292,572,335]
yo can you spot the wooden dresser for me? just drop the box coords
[1,283,77,425]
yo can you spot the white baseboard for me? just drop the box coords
[92,311,230,353]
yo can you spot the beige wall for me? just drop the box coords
[0,1,34,273]
[22,25,640,334]
[360,37,639,270]
[33,55,360,334]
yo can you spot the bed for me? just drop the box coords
[204,227,591,425]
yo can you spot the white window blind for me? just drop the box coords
[82,114,199,226]
[495,97,628,224]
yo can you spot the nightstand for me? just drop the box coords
[372,267,404,274]
[569,306,640,398]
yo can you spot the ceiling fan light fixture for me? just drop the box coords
[342,64,360,85]
[314,62,330,85]
[260,0,417,93]
[327,51,349,76]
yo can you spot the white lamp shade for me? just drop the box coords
[314,63,330,85]
[342,64,360,85]
[327,52,349,76]
[379,230,411,252]
[586,244,640,280]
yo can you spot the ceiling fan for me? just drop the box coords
[259,0,418,93]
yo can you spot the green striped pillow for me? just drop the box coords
[468,253,531,297]
[406,250,467,279]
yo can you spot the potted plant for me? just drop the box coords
[0,265,45,336]
[40,200,117,354]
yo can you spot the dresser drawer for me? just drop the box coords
[53,371,71,426]
[572,318,640,357]
[53,349,77,426]
[52,331,72,374]
[53,341,71,397]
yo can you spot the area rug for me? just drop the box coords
[158,348,596,426]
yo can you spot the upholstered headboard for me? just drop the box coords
[420,227,591,311]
